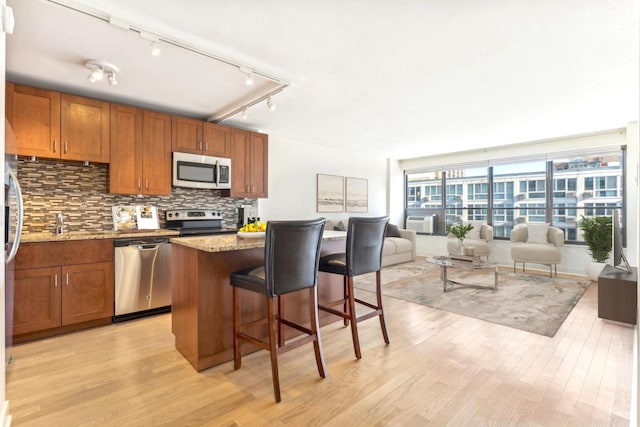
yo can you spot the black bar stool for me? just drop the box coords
[318,216,390,359]
[230,218,326,403]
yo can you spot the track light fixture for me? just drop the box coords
[239,66,254,86]
[140,31,161,56]
[84,60,119,86]
[150,41,160,56]
[107,71,117,86]
[240,108,248,119]
[267,97,276,111]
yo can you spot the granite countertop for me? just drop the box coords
[171,229,347,253]
[21,229,181,243]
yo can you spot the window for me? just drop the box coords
[405,148,625,244]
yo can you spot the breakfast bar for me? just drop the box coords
[170,230,347,371]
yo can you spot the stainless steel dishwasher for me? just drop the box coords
[113,236,172,322]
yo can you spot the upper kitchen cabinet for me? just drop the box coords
[230,129,268,198]
[6,83,110,163]
[61,94,110,163]
[171,115,231,157]
[6,82,61,158]
[110,104,171,195]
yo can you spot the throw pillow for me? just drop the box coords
[333,221,346,231]
[464,221,482,240]
[527,223,549,244]
[385,223,401,238]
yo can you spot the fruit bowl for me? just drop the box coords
[237,231,266,239]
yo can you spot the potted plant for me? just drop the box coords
[579,215,612,280]
[446,223,474,255]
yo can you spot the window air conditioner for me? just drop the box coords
[406,215,434,234]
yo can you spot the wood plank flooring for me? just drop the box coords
[5,278,634,426]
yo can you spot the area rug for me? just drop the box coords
[353,258,592,337]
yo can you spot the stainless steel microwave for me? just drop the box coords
[172,152,231,190]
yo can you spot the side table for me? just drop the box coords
[598,264,637,325]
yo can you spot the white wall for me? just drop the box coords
[258,136,389,223]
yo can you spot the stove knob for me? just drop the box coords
[167,213,173,218]
[175,212,180,217]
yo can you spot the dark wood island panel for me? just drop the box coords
[171,234,346,371]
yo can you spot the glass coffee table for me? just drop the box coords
[427,255,498,292]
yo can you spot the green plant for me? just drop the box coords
[578,215,612,263]
[446,223,474,240]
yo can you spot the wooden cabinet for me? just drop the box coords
[230,129,268,198]
[598,264,637,324]
[6,82,61,158]
[12,240,114,340]
[6,82,110,163]
[171,115,231,157]
[61,94,110,163]
[110,104,171,195]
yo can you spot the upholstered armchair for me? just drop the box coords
[510,223,564,277]
[446,221,493,260]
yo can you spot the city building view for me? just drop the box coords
[405,151,624,242]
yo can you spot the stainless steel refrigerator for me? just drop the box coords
[4,119,23,371]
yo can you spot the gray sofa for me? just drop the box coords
[327,220,416,267]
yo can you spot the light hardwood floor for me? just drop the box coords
[5,278,634,426]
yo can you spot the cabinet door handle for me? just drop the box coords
[138,178,141,190]
[54,274,58,288]
[146,179,149,190]
[205,142,209,151]
[66,273,69,286]
[199,141,203,151]
[64,140,68,154]
[53,139,56,153]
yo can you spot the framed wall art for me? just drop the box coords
[317,174,344,212]
[345,177,368,212]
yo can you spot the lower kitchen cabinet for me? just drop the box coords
[11,240,114,341]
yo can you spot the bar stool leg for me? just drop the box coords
[233,287,242,370]
[309,287,327,378]
[346,277,362,359]
[267,297,281,402]
[375,270,390,344]
[277,295,285,347]
[342,276,349,326]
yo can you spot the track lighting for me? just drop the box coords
[140,31,161,56]
[88,67,103,83]
[85,60,119,86]
[240,108,248,119]
[150,41,160,56]
[245,72,254,86]
[107,71,117,86]
[267,97,276,111]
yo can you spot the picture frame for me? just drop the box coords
[112,205,138,231]
[136,205,160,230]
[317,174,344,212]
[345,177,368,212]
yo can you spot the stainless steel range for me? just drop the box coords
[165,208,236,236]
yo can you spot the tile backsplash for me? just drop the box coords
[18,157,256,233]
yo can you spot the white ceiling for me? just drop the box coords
[6,0,639,160]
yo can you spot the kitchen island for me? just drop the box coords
[170,230,347,371]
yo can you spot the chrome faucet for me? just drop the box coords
[55,213,66,234]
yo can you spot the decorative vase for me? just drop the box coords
[456,239,465,255]
[585,261,606,281]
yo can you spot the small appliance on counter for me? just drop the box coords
[236,204,259,228]
[166,208,237,236]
